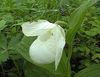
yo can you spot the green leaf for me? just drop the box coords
[85,28,100,36]
[8,34,22,50]
[0,33,7,49]
[56,51,68,76]
[75,64,100,77]
[0,20,7,30]
[92,54,100,60]
[16,36,35,63]
[0,50,9,63]
[0,33,21,62]
[24,62,62,77]
[0,33,9,63]
[66,0,98,45]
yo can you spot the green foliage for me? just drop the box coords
[85,20,100,36]
[75,64,100,77]
[65,1,99,77]
[16,36,35,63]
[0,0,99,77]
[24,62,63,77]
[66,0,98,45]
[0,20,6,30]
[0,33,9,63]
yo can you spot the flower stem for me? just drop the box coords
[66,45,73,77]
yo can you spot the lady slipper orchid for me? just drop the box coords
[21,20,65,70]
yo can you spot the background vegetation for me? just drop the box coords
[0,0,100,77]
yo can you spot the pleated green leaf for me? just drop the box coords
[75,64,100,77]
[66,0,98,45]
[24,62,63,77]
[16,36,35,63]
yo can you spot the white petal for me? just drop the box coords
[51,25,65,70]
[21,20,55,36]
[29,31,57,64]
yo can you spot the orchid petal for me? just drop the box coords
[21,20,55,36]
[52,25,65,70]
[29,31,56,64]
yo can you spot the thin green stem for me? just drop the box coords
[68,45,73,61]
[66,45,73,77]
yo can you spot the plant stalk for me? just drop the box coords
[66,45,73,77]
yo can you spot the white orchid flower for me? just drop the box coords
[21,20,65,70]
